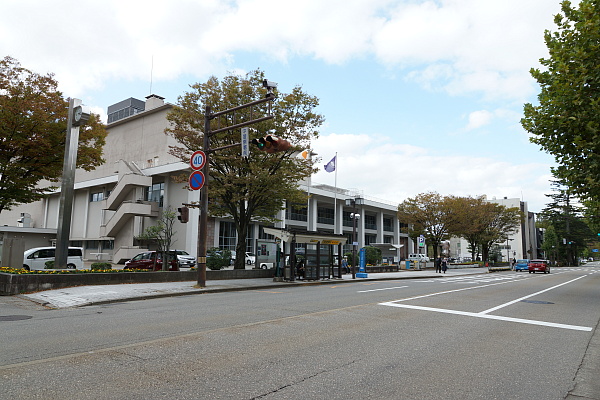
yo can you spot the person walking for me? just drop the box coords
[435,256,442,273]
[441,258,448,274]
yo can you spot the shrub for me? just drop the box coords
[91,262,113,271]
[207,247,231,270]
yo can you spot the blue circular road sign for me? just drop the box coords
[189,170,205,190]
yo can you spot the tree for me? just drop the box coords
[0,56,107,213]
[446,195,490,261]
[538,181,595,266]
[521,0,600,203]
[137,207,177,271]
[167,70,323,269]
[397,192,453,260]
[477,204,522,263]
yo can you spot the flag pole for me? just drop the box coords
[334,152,338,234]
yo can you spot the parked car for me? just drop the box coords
[245,252,256,265]
[170,250,195,268]
[408,253,429,262]
[514,259,529,272]
[229,250,256,265]
[23,247,84,270]
[124,251,179,271]
[528,259,550,274]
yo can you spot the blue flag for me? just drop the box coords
[324,155,336,173]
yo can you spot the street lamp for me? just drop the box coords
[345,197,364,279]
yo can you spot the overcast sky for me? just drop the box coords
[1,0,567,212]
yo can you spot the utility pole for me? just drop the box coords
[197,81,277,287]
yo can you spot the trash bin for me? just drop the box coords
[405,260,411,269]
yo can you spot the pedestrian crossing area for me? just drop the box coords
[415,268,600,285]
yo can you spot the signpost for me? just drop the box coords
[241,127,249,158]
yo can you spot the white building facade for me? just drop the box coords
[0,95,410,265]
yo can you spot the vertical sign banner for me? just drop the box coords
[241,127,249,158]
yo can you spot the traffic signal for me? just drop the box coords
[251,135,291,153]
[177,206,189,223]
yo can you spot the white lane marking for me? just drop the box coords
[358,286,408,293]
[378,273,595,332]
[378,302,592,331]
[479,275,587,314]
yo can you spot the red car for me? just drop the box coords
[528,259,550,274]
[124,251,179,271]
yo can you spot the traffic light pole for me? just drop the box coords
[197,94,275,287]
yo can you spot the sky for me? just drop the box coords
[1,0,567,213]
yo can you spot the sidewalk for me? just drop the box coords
[20,267,488,309]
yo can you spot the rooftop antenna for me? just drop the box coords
[149,55,154,94]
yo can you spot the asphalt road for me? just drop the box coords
[2,266,599,399]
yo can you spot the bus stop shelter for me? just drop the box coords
[262,227,348,281]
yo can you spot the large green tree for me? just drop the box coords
[0,56,107,213]
[522,0,600,202]
[397,192,453,260]
[167,70,323,269]
[538,181,595,265]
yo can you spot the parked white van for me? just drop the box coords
[23,247,84,270]
[408,253,429,262]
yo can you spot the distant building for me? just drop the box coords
[448,197,538,261]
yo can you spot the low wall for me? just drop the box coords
[0,268,273,295]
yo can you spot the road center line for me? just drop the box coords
[478,275,588,315]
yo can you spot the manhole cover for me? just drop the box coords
[521,300,554,304]
[0,315,33,321]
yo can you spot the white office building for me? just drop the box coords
[0,95,410,265]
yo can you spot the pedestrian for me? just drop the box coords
[435,256,442,273]
[296,259,305,280]
[342,257,349,274]
[441,258,448,273]
[511,258,516,270]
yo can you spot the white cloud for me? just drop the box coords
[312,132,553,212]
[466,110,494,131]
[0,0,561,102]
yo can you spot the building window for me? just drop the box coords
[287,204,308,221]
[365,234,377,245]
[246,224,254,253]
[146,182,164,207]
[365,214,377,230]
[219,221,236,250]
[384,235,393,244]
[343,211,353,227]
[259,226,275,240]
[383,217,393,232]
[90,192,104,202]
[317,206,334,225]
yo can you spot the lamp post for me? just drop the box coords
[345,197,364,279]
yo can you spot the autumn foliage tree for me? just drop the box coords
[167,70,323,269]
[397,192,453,261]
[399,193,522,263]
[0,56,107,213]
